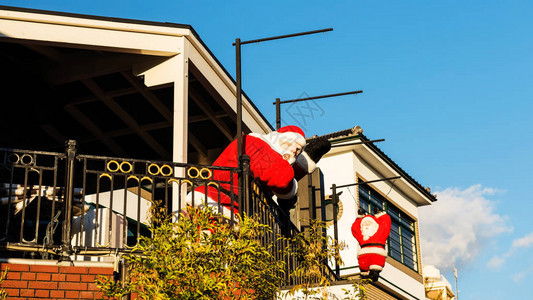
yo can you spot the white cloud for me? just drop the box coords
[512,232,533,248]
[512,272,526,283]
[418,184,512,272]
[487,231,533,269]
[486,256,505,269]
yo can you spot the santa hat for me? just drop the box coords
[248,125,306,164]
[276,125,306,147]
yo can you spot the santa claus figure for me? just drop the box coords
[186,125,331,219]
[351,208,391,282]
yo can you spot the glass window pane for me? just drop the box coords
[359,186,370,201]
[357,179,419,270]
[370,194,384,211]
[359,198,370,214]
[404,256,416,269]
[390,248,402,261]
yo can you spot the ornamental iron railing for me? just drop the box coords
[0,140,338,284]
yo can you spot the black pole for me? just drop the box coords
[334,176,401,189]
[273,90,363,105]
[60,140,77,261]
[273,90,362,126]
[275,98,281,130]
[330,139,385,148]
[235,38,244,215]
[233,28,333,46]
[332,184,340,277]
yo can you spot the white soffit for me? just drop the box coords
[326,139,433,206]
[0,6,272,135]
[0,8,187,55]
[186,37,271,134]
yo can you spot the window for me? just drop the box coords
[358,183,418,271]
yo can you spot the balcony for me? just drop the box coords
[0,141,337,286]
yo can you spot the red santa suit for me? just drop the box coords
[351,210,391,281]
[186,126,309,219]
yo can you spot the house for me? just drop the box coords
[423,265,456,300]
[0,5,437,300]
[0,5,272,298]
[293,126,437,299]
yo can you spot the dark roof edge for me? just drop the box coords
[0,5,274,132]
[0,5,193,29]
[359,134,437,202]
[329,133,437,202]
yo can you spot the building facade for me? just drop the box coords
[0,5,437,300]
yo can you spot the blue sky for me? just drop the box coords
[2,1,532,299]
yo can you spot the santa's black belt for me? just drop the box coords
[361,243,385,248]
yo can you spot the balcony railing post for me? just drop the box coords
[239,154,250,218]
[60,140,77,261]
[332,183,340,278]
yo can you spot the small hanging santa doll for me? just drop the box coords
[351,208,391,282]
[187,125,330,219]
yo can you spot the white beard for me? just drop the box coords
[249,131,304,165]
[361,216,379,241]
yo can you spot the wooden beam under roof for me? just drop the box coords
[24,44,63,62]
[188,132,208,158]
[64,104,128,156]
[69,83,173,106]
[121,71,172,122]
[188,88,233,141]
[189,111,228,123]
[77,121,171,144]
[188,62,239,125]
[40,123,67,144]
[81,78,171,159]
[45,53,165,85]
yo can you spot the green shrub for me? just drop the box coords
[96,203,284,299]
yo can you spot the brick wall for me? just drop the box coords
[0,260,114,300]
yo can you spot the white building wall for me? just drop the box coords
[317,151,359,274]
[352,153,419,218]
[317,149,425,300]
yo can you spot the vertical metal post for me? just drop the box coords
[309,173,316,220]
[275,97,281,130]
[60,140,76,261]
[332,183,340,277]
[240,155,250,218]
[235,38,244,217]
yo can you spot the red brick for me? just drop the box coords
[28,281,57,290]
[80,291,95,299]
[59,281,87,290]
[6,271,21,280]
[6,297,26,300]
[5,288,20,296]
[1,263,29,272]
[36,272,51,281]
[66,274,81,282]
[35,289,49,298]
[94,291,105,299]
[50,290,65,298]
[88,267,114,275]
[1,279,27,288]
[60,266,89,274]
[65,290,80,298]
[20,289,35,297]
[30,265,58,273]
[21,272,37,280]
[81,274,96,282]
[87,282,100,291]
[51,273,66,281]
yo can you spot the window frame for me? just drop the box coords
[357,180,419,272]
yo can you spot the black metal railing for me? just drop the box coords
[0,140,338,284]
